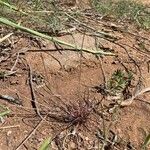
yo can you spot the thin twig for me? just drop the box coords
[83,12,150,42]
[78,32,86,96]
[11,52,20,72]
[99,58,107,88]
[0,125,20,129]
[28,63,42,118]
[45,52,63,69]
[0,32,13,43]
[64,12,118,41]
[15,116,46,150]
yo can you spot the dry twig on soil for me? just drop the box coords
[0,17,115,56]
[120,87,150,106]
[27,63,43,119]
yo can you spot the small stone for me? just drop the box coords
[85,137,89,141]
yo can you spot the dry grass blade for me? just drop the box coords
[120,87,150,106]
[0,125,20,129]
[0,17,115,56]
[0,33,13,43]
[64,12,118,41]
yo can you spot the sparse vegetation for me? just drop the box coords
[106,69,133,96]
[0,0,150,149]
[96,69,133,99]
[91,0,150,29]
[0,0,66,33]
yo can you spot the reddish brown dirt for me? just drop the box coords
[0,1,150,150]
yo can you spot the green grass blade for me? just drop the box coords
[0,17,115,56]
[142,133,150,149]
[38,137,51,150]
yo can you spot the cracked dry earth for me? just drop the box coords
[0,12,150,150]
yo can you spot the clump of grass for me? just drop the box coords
[106,69,133,96]
[0,0,65,34]
[49,99,94,127]
[91,0,150,29]
[44,12,63,34]
[91,0,114,15]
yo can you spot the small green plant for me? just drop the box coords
[91,0,114,15]
[0,104,10,122]
[44,12,62,34]
[106,69,133,96]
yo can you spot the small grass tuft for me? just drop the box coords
[63,101,92,126]
[106,69,133,96]
[49,99,94,127]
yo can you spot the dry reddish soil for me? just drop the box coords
[0,1,150,150]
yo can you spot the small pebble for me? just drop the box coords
[7,130,12,136]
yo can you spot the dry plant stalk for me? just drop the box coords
[0,17,115,56]
[0,32,13,43]
[120,87,150,106]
